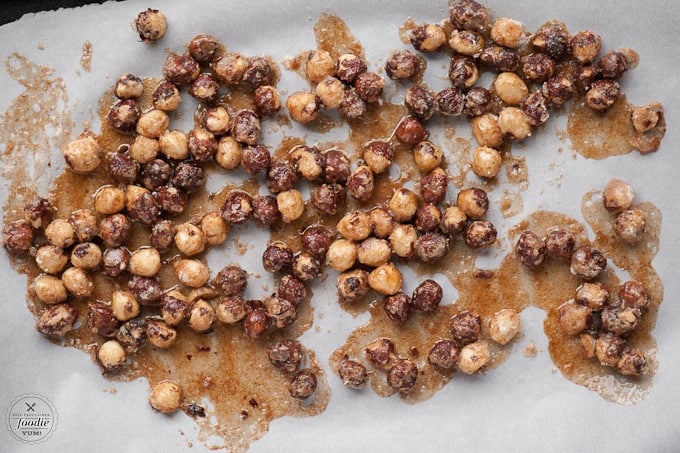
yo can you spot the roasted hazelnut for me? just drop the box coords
[216,295,247,324]
[347,166,375,202]
[570,30,602,63]
[449,29,485,56]
[370,208,396,239]
[101,247,130,277]
[385,49,419,80]
[472,146,502,179]
[188,33,220,64]
[449,0,489,32]
[162,53,199,86]
[187,128,217,162]
[220,190,253,225]
[211,52,249,85]
[570,245,607,280]
[586,79,620,111]
[278,274,307,305]
[557,299,591,335]
[389,224,418,258]
[34,274,68,304]
[619,281,651,310]
[520,91,550,126]
[336,53,366,83]
[175,259,210,288]
[631,105,660,134]
[188,73,219,104]
[152,80,181,111]
[155,186,188,216]
[23,197,54,230]
[414,203,443,233]
[603,179,634,213]
[327,239,358,273]
[128,276,161,306]
[231,110,262,146]
[107,148,140,184]
[368,262,403,296]
[146,319,177,349]
[387,358,419,392]
[243,308,270,339]
[449,311,481,346]
[136,109,169,139]
[35,244,68,274]
[494,72,528,106]
[262,242,294,274]
[478,46,519,72]
[160,290,190,326]
[337,210,371,241]
[522,53,556,82]
[617,348,648,376]
[395,116,429,145]
[362,140,393,175]
[338,359,368,389]
[339,88,367,120]
[87,302,119,338]
[107,99,141,135]
[62,136,102,173]
[268,339,303,373]
[365,337,396,369]
[159,130,189,160]
[404,85,435,121]
[252,195,280,225]
[613,209,646,245]
[498,107,532,140]
[306,50,336,83]
[286,91,320,124]
[141,159,172,190]
[116,317,148,352]
[263,295,297,329]
[575,282,609,310]
[214,264,248,296]
[289,146,323,182]
[435,87,465,117]
[464,220,497,249]
[61,266,94,298]
[337,269,370,301]
[243,56,274,89]
[125,185,160,225]
[531,21,570,60]
[448,56,478,89]
[215,136,242,170]
[542,75,575,106]
[412,279,443,313]
[413,141,443,172]
[135,8,166,42]
[301,225,334,259]
[35,303,77,337]
[71,242,103,271]
[45,219,76,249]
[440,206,468,237]
[354,72,385,103]
[115,73,144,99]
[428,340,460,369]
[276,189,305,224]
[457,187,488,219]
[489,309,521,345]
[322,149,351,184]
[290,369,317,400]
[149,380,182,414]
[253,85,282,117]
[491,18,524,48]
[415,233,448,263]
[410,23,446,52]
[465,87,493,116]
[200,212,228,246]
[420,167,448,204]
[315,76,345,109]
[601,306,641,336]
[544,228,575,260]
[515,230,547,267]
[111,289,140,321]
[389,188,420,223]
[98,340,126,370]
[575,63,598,92]
[128,247,161,277]
[595,333,625,367]
[241,145,271,176]
[597,50,628,79]
[357,237,392,268]
[471,113,503,148]
[266,161,298,194]
[188,299,215,333]
[458,340,491,374]
[292,252,322,282]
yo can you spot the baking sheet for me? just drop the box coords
[1,0,679,451]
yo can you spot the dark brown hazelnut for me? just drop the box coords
[141,159,172,189]
[263,295,297,329]
[188,73,219,104]
[464,220,497,249]
[243,308,270,339]
[262,242,294,273]
[107,147,140,183]
[515,230,547,267]
[601,307,641,336]
[619,281,651,310]
[23,197,54,230]
[322,149,351,184]
[465,87,492,116]
[387,359,418,392]
[252,195,280,225]
[214,264,248,296]
[531,21,570,60]
[522,53,556,82]
[188,34,220,64]
[575,64,598,92]
[519,91,550,126]
[339,88,367,120]
[354,72,385,103]
[268,339,303,373]
[385,50,419,80]
[545,228,575,260]
[155,186,188,216]
[150,220,176,252]
[395,116,429,145]
[597,51,628,79]
[383,292,414,323]
[241,145,271,175]
[415,232,449,263]
[231,110,262,146]
[162,53,200,86]
[336,53,366,83]
[449,0,490,32]
[420,168,448,204]
[126,187,160,226]
[242,57,274,89]
[101,247,130,277]
[128,275,161,305]
[3,220,34,254]
[35,303,77,337]
[346,166,375,202]
[435,87,465,117]
[364,337,395,368]
[172,161,205,194]
[449,311,482,346]
[99,214,132,248]
[405,85,435,120]
[278,274,307,306]
[253,85,282,117]
[412,279,443,312]
[289,369,317,400]
[116,318,147,353]
[428,340,459,369]
[301,225,334,258]
[338,359,369,389]
[414,203,443,233]
[107,100,141,134]
[477,46,519,72]
[542,75,576,106]
[187,128,218,162]
[266,161,298,193]
[220,190,253,225]
[570,245,607,280]
[448,56,479,89]
[87,302,119,338]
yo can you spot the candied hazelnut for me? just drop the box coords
[35,244,68,274]
[101,247,130,278]
[414,203,443,233]
[613,209,646,245]
[357,238,391,268]
[268,339,303,373]
[262,242,294,274]
[87,302,119,338]
[428,340,460,369]
[214,264,248,296]
[389,224,418,258]
[141,159,172,189]
[531,21,570,60]
[243,56,274,89]
[617,348,648,376]
[35,303,77,337]
[159,130,189,161]
[415,233,448,263]
[449,311,481,346]
[322,149,351,184]
[216,295,247,324]
[336,53,366,83]
[337,269,370,301]
[464,221,497,249]
[354,72,385,104]
[306,50,336,83]
[368,263,403,296]
[128,247,161,277]
[290,369,317,400]
[292,252,322,282]
[278,274,306,305]
[188,34,220,64]
[595,333,625,367]
[136,109,169,139]
[389,188,420,223]
[188,73,219,104]
[155,186,188,216]
[449,0,489,32]
[494,72,528,106]
[339,88,367,119]
[457,187,488,219]
[449,29,485,56]
[440,206,468,237]
[489,309,521,345]
[570,245,607,280]
[310,183,344,216]
[337,211,371,241]
[276,189,305,224]
[544,228,575,260]
[515,230,547,267]
[597,51,628,79]
[98,339,126,370]
[152,80,181,111]
[498,107,532,140]
[338,359,368,389]
[521,53,556,82]
[286,91,320,124]
[631,105,660,134]
[220,190,253,225]
[347,166,375,202]
[448,56,478,89]
[404,85,434,121]
[263,295,297,329]
[214,136,242,170]
[619,281,651,310]
[243,308,270,339]
[163,53,199,86]
[289,146,323,181]
[410,23,446,53]
[149,380,182,414]
[71,242,103,271]
[252,195,280,225]
[575,282,609,310]
[107,148,140,184]
[363,140,394,175]
[420,167,448,204]
[61,266,94,298]
[301,225,334,258]
[135,8,166,42]
[458,340,491,374]
[557,299,591,335]
[231,110,262,146]
[63,137,103,176]
[211,52,249,85]
[387,359,418,392]
[471,113,503,148]
[160,290,190,326]
[472,146,502,179]
[253,85,282,117]
[23,197,54,230]
[370,208,396,239]
[542,75,575,106]
[412,279,443,313]
[111,289,140,322]
[491,18,524,48]
[478,46,519,72]
[520,91,550,126]
[586,79,620,111]
[34,274,68,304]
[601,306,641,336]
[45,219,76,249]
[188,299,215,333]
[395,116,429,145]
[570,30,602,63]
[465,87,493,117]
[315,76,345,109]
[116,318,148,352]
[187,128,217,162]
[385,49,419,80]
[175,259,210,288]
[241,145,272,176]
[266,161,298,194]
[383,292,414,323]
[146,319,177,349]
[575,63,598,92]
[125,185,160,225]
[413,141,443,173]
[435,87,464,117]
[107,99,141,135]
[128,276,161,305]
[115,73,143,99]
[365,337,396,368]
[603,179,634,213]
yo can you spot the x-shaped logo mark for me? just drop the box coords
[25,402,36,412]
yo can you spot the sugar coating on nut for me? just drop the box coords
[149,380,182,413]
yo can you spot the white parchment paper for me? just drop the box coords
[1,0,679,451]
